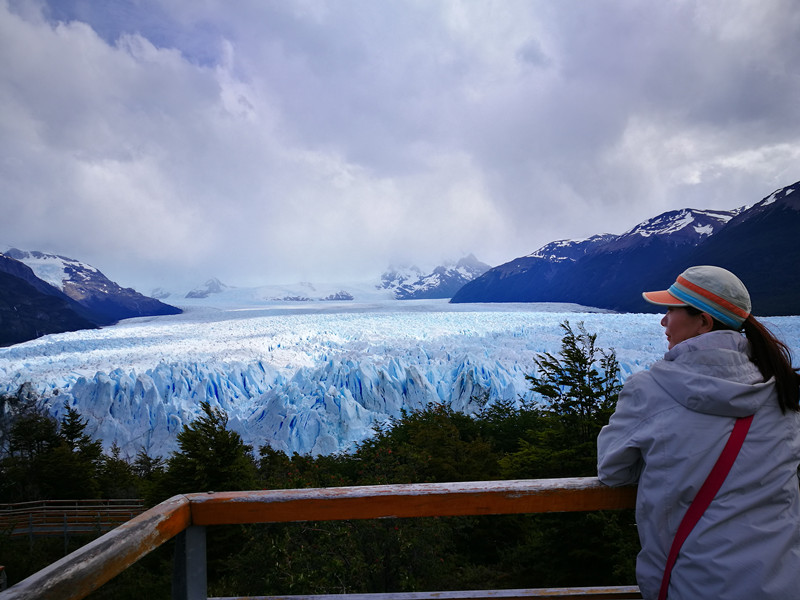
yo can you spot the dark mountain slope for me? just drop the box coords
[5,248,181,323]
[0,269,97,346]
[451,182,800,316]
[451,209,736,306]
[666,183,800,316]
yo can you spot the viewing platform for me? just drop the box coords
[0,477,640,600]
[0,499,145,539]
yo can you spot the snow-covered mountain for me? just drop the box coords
[153,279,390,305]
[0,248,181,345]
[520,208,736,266]
[670,182,800,315]
[601,207,742,251]
[185,277,229,299]
[4,248,181,324]
[378,264,424,293]
[451,206,734,306]
[152,255,492,307]
[452,182,800,315]
[379,254,491,299]
[527,234,617,262]
[0,254,98,346]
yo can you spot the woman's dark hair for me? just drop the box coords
[685,306,800,412]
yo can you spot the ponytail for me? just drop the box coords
[685,306,800,412]
[742,316,800,413]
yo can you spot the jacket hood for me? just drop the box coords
[647,330,773,418]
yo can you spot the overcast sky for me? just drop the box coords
[1,0,799,291]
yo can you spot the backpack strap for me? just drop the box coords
[657,414,754,600]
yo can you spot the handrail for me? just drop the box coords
[186,477,635,524]
[0,495,191,600]
[0,477,637,600]
[0,499,143,511]
[0,499,145,537]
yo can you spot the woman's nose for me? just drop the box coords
[661,314,668,327]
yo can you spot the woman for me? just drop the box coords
[597,265,800,599]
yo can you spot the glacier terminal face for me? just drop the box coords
[2,299,799,459]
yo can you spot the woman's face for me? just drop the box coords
[661,307,711,349]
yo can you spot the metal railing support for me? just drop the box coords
[172,526,207,600]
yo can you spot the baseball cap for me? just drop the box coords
[642,265,751,329]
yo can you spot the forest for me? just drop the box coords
[0,322,639,598]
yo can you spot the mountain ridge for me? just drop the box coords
[451,181,800,316]
[379,254,491,300]
[5,248,182,324]
[0,255,99,346]
[0,249,181,345]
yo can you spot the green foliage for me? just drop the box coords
[502,321,623,478]
[526,321,621,443]
[97,444,139,499]
[353,403,499,484]
[0,396,106,501]
[162,401,258,496]
[132,450,167,507]
[52,403,104,499]
[494,320,632,587]
[223,518,459,596]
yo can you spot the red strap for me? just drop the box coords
[657,414,754,600]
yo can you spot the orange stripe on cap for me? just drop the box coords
[676,275,750,319]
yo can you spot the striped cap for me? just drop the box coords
[642,265,751,329]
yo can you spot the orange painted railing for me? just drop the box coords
[0,477,639,600]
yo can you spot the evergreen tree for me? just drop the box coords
[133,449,166,479]
[0,398,102,500]
[6,410,60,461]
[164,401,258,495]
[504,320,623,477]
[133,449,167,506]
[354,403,499,484]
[97,444,139,499]
[33,403,104,499]
[0,408,60,501]
[526,320,621,443]
[59,403,101,453]
[476,397,545,455]
[497,320,635,587]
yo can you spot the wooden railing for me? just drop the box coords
[0,499,145,538]
[0,477,639,600]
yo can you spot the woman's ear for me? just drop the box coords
[699,312,715,333]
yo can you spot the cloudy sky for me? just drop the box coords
[1,0,799,292]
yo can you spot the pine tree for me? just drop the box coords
[164,401,258,494]
[497,320,635,587]
[0,401,103,500]
[97,443,139,499]
[526,320,621,444]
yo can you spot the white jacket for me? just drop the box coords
[597,330,800,599]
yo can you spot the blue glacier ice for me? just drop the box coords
[2,297,799,459]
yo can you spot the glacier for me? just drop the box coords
[2,296,799,459]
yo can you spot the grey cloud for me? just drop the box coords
[517,38,552,68]
[1,0,799,291]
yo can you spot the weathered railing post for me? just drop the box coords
[172,525,207,600]
[63,514,68,556]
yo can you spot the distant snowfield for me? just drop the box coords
[2,295,799,458]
